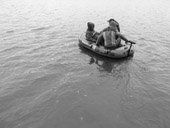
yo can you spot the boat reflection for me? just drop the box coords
[79,45,133,74]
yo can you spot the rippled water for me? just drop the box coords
[0,0,170,128]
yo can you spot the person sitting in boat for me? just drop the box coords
[99,18,121,47]
[96,20,129,49]
[102,18,121,42]
[85,22,100,43]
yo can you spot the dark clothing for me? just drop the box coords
[96,34,104,46]
[85,22,99,42]
[85,30,99,42]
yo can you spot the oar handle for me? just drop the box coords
[127,40,136,56]
[126,40,136,44]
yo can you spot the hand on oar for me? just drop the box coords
[126,40,136,44]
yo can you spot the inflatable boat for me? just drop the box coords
[78,33,135,59]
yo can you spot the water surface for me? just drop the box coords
[0,0,170,128]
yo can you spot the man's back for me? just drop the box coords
[103,31,117,47]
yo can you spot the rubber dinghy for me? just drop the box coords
[79,33,135,59]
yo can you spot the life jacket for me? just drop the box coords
[103,31,117,47]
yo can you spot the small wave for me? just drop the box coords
[31,26,53,32]
[6,30,14,33]
[27,43,55,54]
[138,37,146,41]
[0,46,28,53]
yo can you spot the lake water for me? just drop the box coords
[0,0,170,128]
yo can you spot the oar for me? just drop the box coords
[126,41,136,56]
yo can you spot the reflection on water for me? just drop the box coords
[79,45,133,74]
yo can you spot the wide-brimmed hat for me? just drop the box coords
[107,18,116,22]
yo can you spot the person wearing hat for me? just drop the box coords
[102,19,120,32]
[96,20,129,49]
